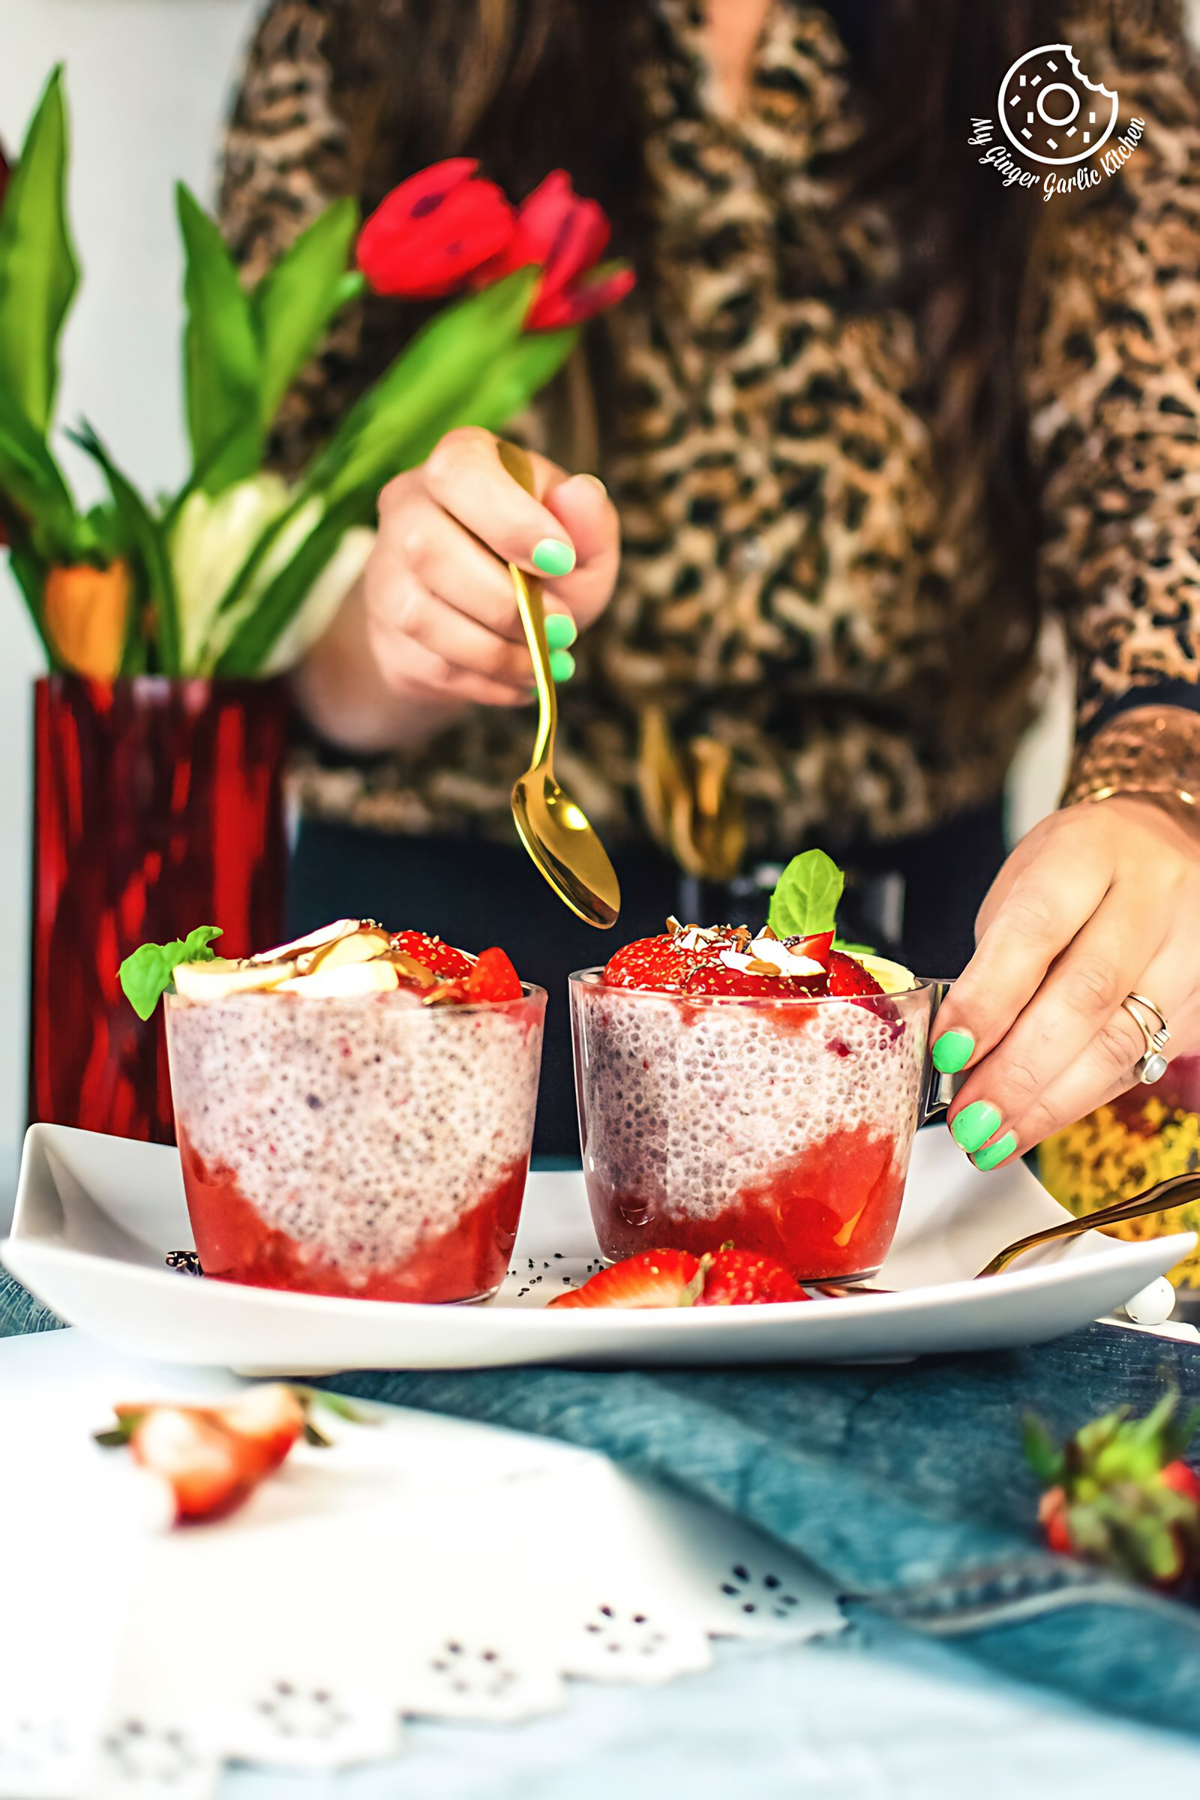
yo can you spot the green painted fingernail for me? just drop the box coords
[544,613,578,652]
[549,648,576,683]
[932,1030,975,1074]
[972,1131,1017,1173]
[951,1100,1002,1155]
[532,537,576,577]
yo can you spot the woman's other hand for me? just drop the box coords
[293,427,619,750]
[930,791,1200,1170]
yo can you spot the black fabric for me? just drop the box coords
[1077,680,1200,741]
[288,803,1007,1158]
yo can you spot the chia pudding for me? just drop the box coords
[570,926,932,1281]
[163,925,545,1303]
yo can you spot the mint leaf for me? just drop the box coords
[118,925,222,1020]
[767,851,844,939]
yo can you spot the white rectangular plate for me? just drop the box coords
[3,1123,1193,1375]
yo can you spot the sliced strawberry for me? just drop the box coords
[463,946,523,1002]
[129,1407,259,1524]
[825,951,884,997]
[548,1249,706,1308]
[698,1247,807,1305]
[602,935,696,993]
[785,930,834,968]
[389,930,474,978]
[215,1384,306,1478]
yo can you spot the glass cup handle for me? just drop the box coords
[921,977,962,1124]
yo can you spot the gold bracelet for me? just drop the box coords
[1062,705,1200,816]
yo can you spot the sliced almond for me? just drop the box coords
[306,926,392,975]
[246,920,362,967]
[279,960,400,998]
[173,957,297,1000]
[379,950,439,988]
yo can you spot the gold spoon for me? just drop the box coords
[815,1171,1200,1295]
[499,439,621,929]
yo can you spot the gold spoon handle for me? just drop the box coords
[497,439,557,771]
[977,1171,1200,1277]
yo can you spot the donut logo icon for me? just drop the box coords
[998,44,1119,166]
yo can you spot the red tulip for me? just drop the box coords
[357,158,517,299]
[471,170,635,330]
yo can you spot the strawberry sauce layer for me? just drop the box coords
[179,1135,526,1302]
[590,1125,905,1281]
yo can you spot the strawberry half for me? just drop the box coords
[128,1407,259,1525]
[1025,1390,1200,1591]
[548,1249,706,1308]
[463,946,523,1002]
[602,935,697,993]
[697,1247,807,1305]
[389,930,474,978]
[215,1384,307,1478]
[825,951,884,997]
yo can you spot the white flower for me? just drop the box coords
[170,473,374,675]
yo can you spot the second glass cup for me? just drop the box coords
[570,970,943,1282]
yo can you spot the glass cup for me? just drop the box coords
[570,970,950,1282]
[165,983,546,1303]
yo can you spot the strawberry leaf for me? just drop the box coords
[1023,1413,1065,1486]
[119,926,222,1021]
[767,850,845,939]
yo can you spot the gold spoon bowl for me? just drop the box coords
[500,440,620,930]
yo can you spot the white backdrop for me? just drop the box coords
[0,2,1195,1214]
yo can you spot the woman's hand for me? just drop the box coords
[365,426,619,709]
[931,794,1200,1169]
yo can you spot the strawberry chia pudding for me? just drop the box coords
[163,922,545,1303]
[570,921,933,1281]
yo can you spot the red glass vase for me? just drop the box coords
[30,676,289,1143]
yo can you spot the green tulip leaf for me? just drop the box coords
[253,198,360,428]
[70,421,181,675]
[177,184,263,494]
[0,66,79,434]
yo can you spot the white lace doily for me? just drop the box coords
[0,1334,843,1798]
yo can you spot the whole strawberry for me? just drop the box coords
[1025,1390,1200,1593]
[603,935,697,993]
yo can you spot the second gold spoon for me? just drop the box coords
[499,439,620,929]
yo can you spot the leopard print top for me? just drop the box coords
[220,0,1200,857]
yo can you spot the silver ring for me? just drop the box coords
[1121,993,1171,1084]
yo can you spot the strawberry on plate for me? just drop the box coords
[548,1249,706,1308]
[697,1247,807,1305]
[549,1245,808,1308]
[389,930,474,978]
[1025,1390,1200,1592]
